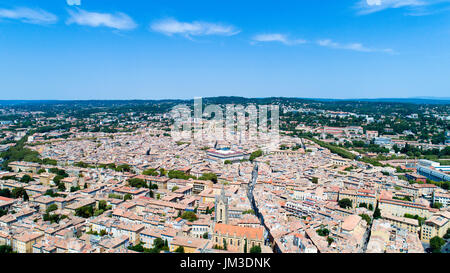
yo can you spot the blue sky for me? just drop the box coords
[0,0,450,100]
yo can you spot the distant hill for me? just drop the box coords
[341,98,450,105]
[0,97,449,105]
[412,96,450,100]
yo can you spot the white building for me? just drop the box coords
[433,192,450,208]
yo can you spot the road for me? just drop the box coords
[246,162,279,252]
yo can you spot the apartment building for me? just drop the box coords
[12,231,44,253]
[169,236,210,253]
[338,189,376,209]
[138,227,160,248]
[381,212,420,233]
[8,161,40,173]
[379,198,433,219]
[191,220,210,238]
[420,212,450,243]
[433,192,450,208]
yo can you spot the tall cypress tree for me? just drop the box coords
[373,202,381,219]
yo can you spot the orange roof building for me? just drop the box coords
[212,223,265,252]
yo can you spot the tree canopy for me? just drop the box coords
[338,198,353,209]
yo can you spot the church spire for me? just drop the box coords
[215,183,229,224]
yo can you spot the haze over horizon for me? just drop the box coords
[1,0,450,100]
[2,96,450,104]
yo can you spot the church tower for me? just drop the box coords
[215,184,229,224]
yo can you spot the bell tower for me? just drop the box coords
[215,184,229,224]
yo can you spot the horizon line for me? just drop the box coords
[1,96,450,102]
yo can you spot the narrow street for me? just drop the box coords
[246,162,278,252]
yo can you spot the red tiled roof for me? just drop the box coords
[214,223,264,241]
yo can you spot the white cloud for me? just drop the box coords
[356,0,450,15]
[317,39,393,53]
[67,8,137,30]
[66,0,81,6]
[250,34,392,53]
[250,33,393,53]
[150,18,240,38]
[318,39,340,48]
[252,33,306,45]
[367,0,382,5]
[0,7,58,24]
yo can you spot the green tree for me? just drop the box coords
[198,172,218,183]
[250,245,261,253]
[58,183,66,192]
[174,246,185,253]
[98,200,107,211]
[20,174,32,183]
[327,237,334,246]
[43,213,66,224]
[181,211,198,222]
[128,178,146,188]
[108,193,122,200]
[12,187,28,201]
[70,186,80,192]
[115,164,131,172]
[44,189,58,197]
[249,150,263,161]
[0,245,14,253]
[153,238,165,250]
[404,214,426,225]
[168,170,193,180]
[128,242,145,252]
[74,161,90,168]
[46,204,58,213]
[75,205,94,218]
[23,190,29,201]
[53,175,64,185]
[0,188,12,198]
[443,228,450,240]
[359,213,372,225]
[49,168,68,177]
[123,193,132,201]
[94,209,104,216]
[373,205,382,219]
[143,168,158,176]
[430,236,445,253]
[338,198,353,209]
[316,228,330,237]
[0,133,41,169]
